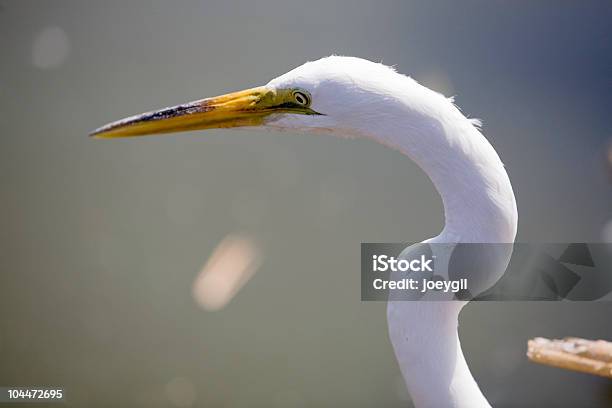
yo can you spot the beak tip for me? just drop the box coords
[89,124,115,139]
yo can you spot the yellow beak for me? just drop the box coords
[90,86,318,138]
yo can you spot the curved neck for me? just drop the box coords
[376,98,517,407]
[366,105,517,243]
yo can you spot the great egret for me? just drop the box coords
[92,56,518,407]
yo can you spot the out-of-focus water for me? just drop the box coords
[1,1,611,406]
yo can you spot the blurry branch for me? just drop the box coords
[527,337,612,379]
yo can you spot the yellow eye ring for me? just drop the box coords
[292,90,311,106]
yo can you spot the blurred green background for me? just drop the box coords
[1,1,611,406]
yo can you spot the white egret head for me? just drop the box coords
[263,56,412,134]
[90,56,433,140]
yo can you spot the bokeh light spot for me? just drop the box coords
[192,233,262,311]
[31,26,70,69]
[164,377,196,407]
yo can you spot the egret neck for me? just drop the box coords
[375,94,517,407]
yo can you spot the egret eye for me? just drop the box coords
[292,90,310,107]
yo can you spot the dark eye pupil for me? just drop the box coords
[295,92,307,105]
